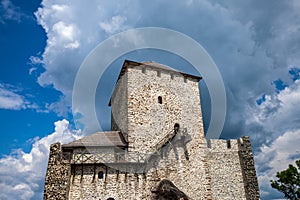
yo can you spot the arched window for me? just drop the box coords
[98,171,104,179]
[107,198,115,200]
[158,96,162,104]
[174,123,180,132]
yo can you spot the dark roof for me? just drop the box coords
[62,131,128,148]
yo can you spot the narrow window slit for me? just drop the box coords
[158,96,162,104]
[98,171,104,179]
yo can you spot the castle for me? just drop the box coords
[44,60,260,200]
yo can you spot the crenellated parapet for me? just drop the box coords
[207,137,260,200]
[207,138,239,151]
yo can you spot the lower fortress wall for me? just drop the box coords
[44,137,259,200]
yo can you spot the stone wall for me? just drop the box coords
[68,165,152,199]
[125,65,205,154]
[110,69,128,138]
[68,142,212,200]
[45,139,259,200]
[44,143,71,200]
[238,137,260,200]
[207,139,247,200]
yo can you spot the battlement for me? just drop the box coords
[128,62,201,84]
[207,136,251,152]
[207,139,237,150]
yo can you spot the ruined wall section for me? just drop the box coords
[207,139,247,200]
[110,70,128,138]
[44,143,71,200]
[238,136,260,200]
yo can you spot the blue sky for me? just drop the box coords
[1,0,300,199]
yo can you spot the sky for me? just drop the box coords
[0,0,300,199]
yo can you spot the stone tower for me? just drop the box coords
[44,60,260,200]
[110,60,205,154]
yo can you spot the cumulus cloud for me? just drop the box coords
[33,0,274,134]
[245,79,300,199]
[255,129,300,199]
[99,15,128,34]
[246,79,300,146]
[0,119,81,200]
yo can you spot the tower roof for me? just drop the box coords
[62,131,128,148]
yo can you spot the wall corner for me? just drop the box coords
[43,142,71,200]
[238,136,260,200]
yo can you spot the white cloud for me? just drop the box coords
[33,0,275,134]
[52,21,80,49]
[29,55,43,65]
[245,79,300,199]
[0,0,23,23]
[0,83,48,112]
[0,84,26,110]
[45,95,70,117]
[0,119,82,200]
[255,129,300,199]
[246,80,300,144]
[99,15,127,34]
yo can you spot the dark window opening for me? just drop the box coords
[227,140,231,149]
[184,77,187,83]
[174,123,180,132]
[142,68,146,74]
[98,171,104,179]
[107,198,115,200]
[158,96,162,104]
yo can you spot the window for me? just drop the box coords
[142,68,146,74]
[227,140,231,149]
[158,96,162,104]
[98,171,104,179]
[174,123,180,133]
[107,198,115,200]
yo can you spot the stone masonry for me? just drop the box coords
[44,60,260,199]
[44,143,71,199]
